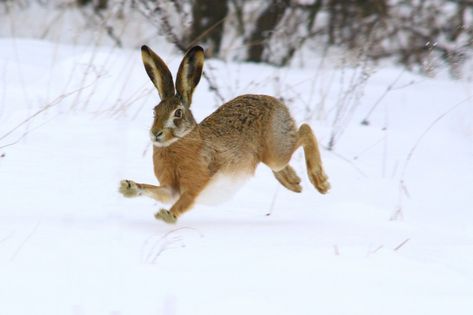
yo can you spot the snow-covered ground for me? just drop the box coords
[0,38,472,315]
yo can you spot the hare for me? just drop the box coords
[119,45,330,224]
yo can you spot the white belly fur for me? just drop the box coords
[195,171,251,205]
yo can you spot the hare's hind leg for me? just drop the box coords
[273,165,302,193]
[297,124,330,194]
[119,180,173,203]
[263,113,302,193]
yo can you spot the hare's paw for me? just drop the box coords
[154,209,177,224]
[119,180,142,198]
[308,168,331,194]
[273,166,302,193]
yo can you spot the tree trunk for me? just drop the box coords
[190,0,228,56]
[76,0,107,11]
[246,0,290,63]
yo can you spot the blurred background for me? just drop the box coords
[2,0,473,78]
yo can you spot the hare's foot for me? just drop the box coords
[155,209,177,224]
[297,124,330,194]
[119,180,142,198]
[308,167,330,194]
[273,165,302,193]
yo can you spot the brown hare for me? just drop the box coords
[119,45,330,224]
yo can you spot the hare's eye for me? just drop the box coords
[174,109,183,118]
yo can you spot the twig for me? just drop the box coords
[392,95,472,220]
[0,81,97,144]
[202,68,225,103]
[393,238,410,251]
[95,10,123,48]
[0,62,7,121]
[10,218,42,261]
[186,15,228,49]
[352,136,385,160]
[6,13,31,111]
[78,5,123,48]
[328,47,373,150]
[101,52,139,114]
[333,244,340,256]
[142,227,203,264]
[382,101,389,177]
[400,97,471,180]
[110,85,151,118]
[0,232,13,246]
[390,205,404,221]
[0,116,57,150]
[265,185,280,216]
[367,245,383,256]
[325,149,368,178]
[40,9,66,39]
[361,70,404,125]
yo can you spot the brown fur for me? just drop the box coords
[119,46,330,223]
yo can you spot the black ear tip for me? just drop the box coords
[141,45,150,52]
[191,46,204,53]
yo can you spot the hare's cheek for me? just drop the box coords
[173,118,182,128]
[163,129,174,142]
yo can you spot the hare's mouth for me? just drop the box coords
[152,137,178,147]
[150,129,177,147]
[150,127,194,147]
[151,133,179,147]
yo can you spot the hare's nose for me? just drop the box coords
[155,131,164,140]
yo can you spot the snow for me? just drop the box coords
[1,38,473,315]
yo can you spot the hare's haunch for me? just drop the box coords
[119,45,330,224]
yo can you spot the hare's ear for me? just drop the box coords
[175,46,204,108]
[141,45,175,100]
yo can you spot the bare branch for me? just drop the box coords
[0,81,97,144]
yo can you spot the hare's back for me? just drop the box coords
[201,94,290,138]
[200,94,298,169]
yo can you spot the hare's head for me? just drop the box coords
[141,45,204,147]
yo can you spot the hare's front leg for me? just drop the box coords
[119,180,173,203]
[155,191,200,224]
